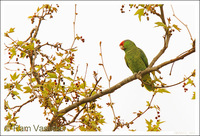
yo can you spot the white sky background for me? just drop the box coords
[1,1,199,135]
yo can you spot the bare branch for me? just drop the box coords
[99,41,117,127]
[73,4,77,39]
[70,4,78,49]
[113,91,157,131]
[10,96,37,116]
[171,5,194,41]
[149,5,171,68]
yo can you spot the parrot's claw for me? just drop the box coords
[137,71,142,80]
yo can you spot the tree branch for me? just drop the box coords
[149,5,171,68]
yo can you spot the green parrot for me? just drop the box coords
[119,39,154,91]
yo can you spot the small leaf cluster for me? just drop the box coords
[154,17,181,34]
[28,4,59,24]
[182,70,196,99]
[78,103,105,131]
[145,102,164,131]
[145,119,165,131]
[121,4,162,21]
[120,4,181,35]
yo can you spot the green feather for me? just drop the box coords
[120,40,154,91]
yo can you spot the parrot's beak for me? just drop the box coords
[119,45,124,50]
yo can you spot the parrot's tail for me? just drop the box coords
[142,73,154,91]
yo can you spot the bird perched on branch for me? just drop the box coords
[119,39,154,91]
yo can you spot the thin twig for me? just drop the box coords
[149,5,171,68]
[169,5,195,75]
[24,28,35,42]
[73,4,77,39]
[171,5,194,41]
[113,91,157,131]
[99,41,117,126]
[4,61,26,67]
[83,63,88,90]
[83,63,88,82]
[10,96,37,116]
[70,4,77,49]
[99,41,110,84]
[158,72,194,88]
[131,91,156,123]
[73,65,79,80]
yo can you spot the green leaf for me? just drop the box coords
[17,96,22,100]
[56,52,63,57]
[64,76,73,81]
[23,86,32,93]
[67,127,75,131]
[17,41,24,46]
[186,78,195,87]
[129,4,133,8]
[29,42,35,50]
[64,64,71,70]
[146,101,150,106]
[80,81,86,89]
[155,22,167,29]
[172,24,181,32]
[10,72,20,81]
[16,83,23,91]
[37,7,41,12]
[157,120,165,125]
[47,72,57,78]
[46,83,52,90]
[145,119,153,131]
[35,65,42,72]
[145,119,153,126]
[157,88,170,93]
[70,48,78,52]
[4,100,10,110]
[8,28,15,33]
[12,91,19,96]
[192,91,195,100]
[5,112,12,120]
[134,8,144,21]
[20,52,26,58]
[21,44,28,50]
[10,47,16,59]
[99,118,106,124]
[31,78,36,82]
[51,106,58,113]
[79,125,86,131]
[4,83,11,89]
[42,89,49,97]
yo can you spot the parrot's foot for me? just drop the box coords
[137,71,142,80]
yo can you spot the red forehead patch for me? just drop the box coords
[119,41,125,46]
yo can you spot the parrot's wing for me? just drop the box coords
[138,47,149,68]
[125,56,130,69]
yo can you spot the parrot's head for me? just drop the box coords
[119,40,135,51]
[119,40,125,50]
